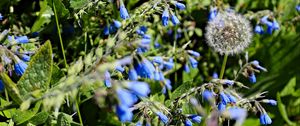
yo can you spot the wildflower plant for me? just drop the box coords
[0,0,298,126]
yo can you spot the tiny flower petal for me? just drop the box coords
[162,9,169,26]
[156,112,169,124]
[171,14,180,25]
[120,4,130,20]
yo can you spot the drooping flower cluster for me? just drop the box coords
[161,1,186,26]
[254,16,280,34]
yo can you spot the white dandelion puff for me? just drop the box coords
[205,11,253,55]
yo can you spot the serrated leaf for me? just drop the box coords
[280,77,296,97]
[17,41,53,98]
[70,0,89,10]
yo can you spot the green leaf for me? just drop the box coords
[277,93,296,126]
[280,77,296,97]
[12,101,42,125]
[31,0,53,32]
[170,81,193,100]
[17,41,53,98]
[70,0,89,10]
[28,111,49,125]
[47,0,70,18]
[50,64,64,87]
[0,73,23,104]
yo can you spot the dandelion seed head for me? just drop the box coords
[205,11,253,55]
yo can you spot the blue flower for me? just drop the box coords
[162,79,172,94]
[254,25,264,34]
[184,63,190,73]
[188,115,202,123]
[202,90,214,101]
[0,80,5,92]
[228,107,247,120]
[0,13,3,20]
[14,60,28,76]
[116,105,133,122]
[212,72,218,79]
[262,99,277,106]
[218,102,226,112]
[208,7,218,21]
[127,81,150,97]
[174,2,186,10]
[156,112,169,124]
[222,79,234,85]
[249,72,256,83]
[260,113,272,125]
[136,121,142,126]
[152,56,163,64]
[135,59,155,79]
[226,94,237,103]
[136,26,148,35]
[113,20,122,29]
[184,119,192,126]
[171,14,180,25]
[120,4,129,20]
[115,66,125,72]
[251,60,267,71]
[296,5,300,12]
[154,42,161,48]
[104,70,111,87]
[103,26,110,35]
[272,20,280,30]
[187,50,200,58]
[141,38,151,45]
[220,92,230,104]
[189,57,198,68]
[128,69,138,80]
[116,88,137,107]
[163,61,174,70]
[21,54,30,62]
[162,9,169,26]
[260,16,273,27]
[15,36,29,43]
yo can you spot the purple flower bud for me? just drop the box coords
[171,14,180,25]
[162,9,169,26]
[156,112,169,124]
[260,113,272,125]
[116,105,133,122]
[120,4,130,20]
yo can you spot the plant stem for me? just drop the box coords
[4,89,9,102]
[219,53,228,79]
[53,2,68,68]
[75,100,84,126]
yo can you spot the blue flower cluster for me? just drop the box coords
[184,50,200,73]
[161,1,186,26]
[184,114,202,126]
[116,81,150,122]
[242,60,267,83]
[103,20,122,35]
[255,16,280,34]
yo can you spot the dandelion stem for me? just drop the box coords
[75,100,84,126]
[53,2,68,68]
[219,53,228,79]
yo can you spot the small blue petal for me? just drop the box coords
[127,81,150,97]
[156,112,169,124]
[184,119,192,126]
[116,105,133,122]
[171,15,180,25]
[175,2,186,10]
[162,9,169,26]
[120,4,130,20]
[113,20,122,29]
[14,60,28,76]
[260,113,272,125]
